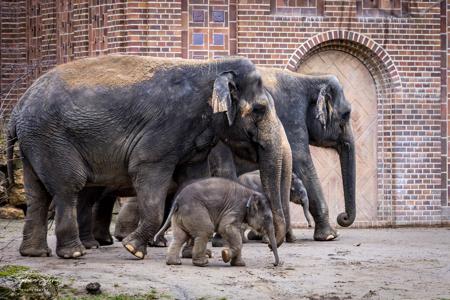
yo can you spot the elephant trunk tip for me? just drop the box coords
[273,257,280,267]
[337,212,355,227]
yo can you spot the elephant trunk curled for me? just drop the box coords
[336,123,356,227]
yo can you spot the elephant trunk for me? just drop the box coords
[280,126,293,236]
[258,119,292,247]
[267,223,280,266]
[259,149,286,247]
[336,124,356,227]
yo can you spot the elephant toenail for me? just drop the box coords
[125,244,135,253]
[73,251,81,257]
[135,251,144,259]
[326,234,334,240]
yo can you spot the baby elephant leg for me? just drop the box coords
[182,238,212,259]
[221,225,245,266]
[192,233,213,267]
[166,223,189,265]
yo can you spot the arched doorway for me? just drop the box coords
[295,50,378,227]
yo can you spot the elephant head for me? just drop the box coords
[290,173,308,206]
[246,193,280,266]
[307,75,355,227]
[211,63,292,247]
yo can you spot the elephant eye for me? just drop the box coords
[252,103,267,118]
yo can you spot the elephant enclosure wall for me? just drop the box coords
[1,0,449,227]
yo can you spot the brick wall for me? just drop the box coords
[0,0,448,226]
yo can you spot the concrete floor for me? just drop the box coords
[0,219,449,299]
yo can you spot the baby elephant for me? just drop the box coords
[238,171,313,227]
[154,178,279,267]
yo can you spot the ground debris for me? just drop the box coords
[361,290,377,299]
[0,206,24,219]
[0,265,60,300]
[86,282,101,295]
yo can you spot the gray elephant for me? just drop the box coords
[91,67,355,247]
[238,170,312,227]
[209,68,356,242]
[6,55,292,259]
[154,178,279,267]
[108,166,311,248]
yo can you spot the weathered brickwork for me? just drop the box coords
[0,0,449,226]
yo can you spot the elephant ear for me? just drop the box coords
[211,71,237,126]
[315,85,333,129]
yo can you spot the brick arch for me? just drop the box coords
[286,31,402,226]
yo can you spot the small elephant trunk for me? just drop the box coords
[302,199,313,228]
[267,224,280,266]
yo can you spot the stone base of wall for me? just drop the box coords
[441,207,450,225]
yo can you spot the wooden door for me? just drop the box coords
[291,50,378,227]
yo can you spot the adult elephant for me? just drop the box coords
[6,55,292,259]
[261,68,356,240]
[105,67,356,243]
[210,68,355,241]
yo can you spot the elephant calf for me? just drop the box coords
[154,178,279,267]
[238,171,313,227]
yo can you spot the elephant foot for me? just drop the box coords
[96,237,114,246]
[247,230,263,241]
[314,222,339,241]
[122,236,147,259]
[148,235,167,247]
[231,257,246,267]
[114,231,128,242]
[56,244,86,259]
[205,249,212,258]
[285,229,297,243]
[221,249,231,263]
[81,237,100,249]
[192,257,209,267]
[212,234,227,247]
[166,256,182,265]
[181,245,193,258]
[94,231,114,246]
[181,247,212,259]
[19,243,52,257]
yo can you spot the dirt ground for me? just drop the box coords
[1,219,449,300]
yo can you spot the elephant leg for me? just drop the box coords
[166,223,188,265]
[182,238,212,259]
[294,147,338,241]
[54,191,86,258]
[220,225,245,266]
[246,230,263,241]
[92,190,116,246]
[241,225,248,243]
[114,197,139,242]
[211,233,227,247]
[286,228,296,243]
[192,233,212,267]
[77,187,103,249]
[181,238,194,258]
[19,157,52,257]
[122,164,173,259]
[148,194,174,247]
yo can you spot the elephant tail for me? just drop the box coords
[6,120,17,187]
[153,202,178,242]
